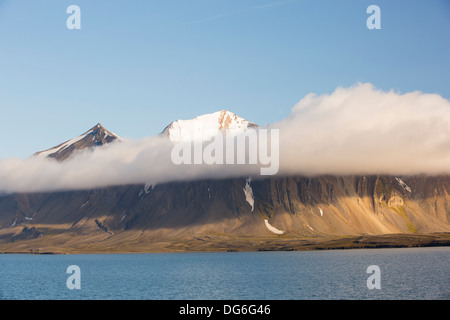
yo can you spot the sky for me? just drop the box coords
[0,0,449,159]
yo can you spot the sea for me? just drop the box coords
[0,247,449,300]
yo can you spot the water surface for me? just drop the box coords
[0,247,448,300]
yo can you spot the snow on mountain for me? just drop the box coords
[264,219,284,235]
[243,177,254,212]
[34,111,254,162]
[161,110,258,142]
[36,131,92,158]
[34,123,121,161]
[395,177,412,193]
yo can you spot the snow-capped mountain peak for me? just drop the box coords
[161,110,258,142]
[34,123,121,161]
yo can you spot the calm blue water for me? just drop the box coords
[0,247,449,300]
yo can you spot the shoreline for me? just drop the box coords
[1,232,449,255]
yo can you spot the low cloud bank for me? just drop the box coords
[0,136,261,193]
[275,83,450,176]
[1,83,449,193]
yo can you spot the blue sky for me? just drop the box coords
[0,0,449,158]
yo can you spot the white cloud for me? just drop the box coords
[274,83,450,176]
[0,136,260,193]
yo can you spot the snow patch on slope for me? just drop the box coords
[144,183,155,194]
[396,178,412,193]
[243,177,254,212]
[118,215,127,224]
[37,130,94,158]
[139,183,156,197]
[264,219,284,235]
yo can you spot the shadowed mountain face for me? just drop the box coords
[1,174,449,234]
[1,116,450,253]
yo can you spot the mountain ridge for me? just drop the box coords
[34,123,121,161]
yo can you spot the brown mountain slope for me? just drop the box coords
[0,174,449,253]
